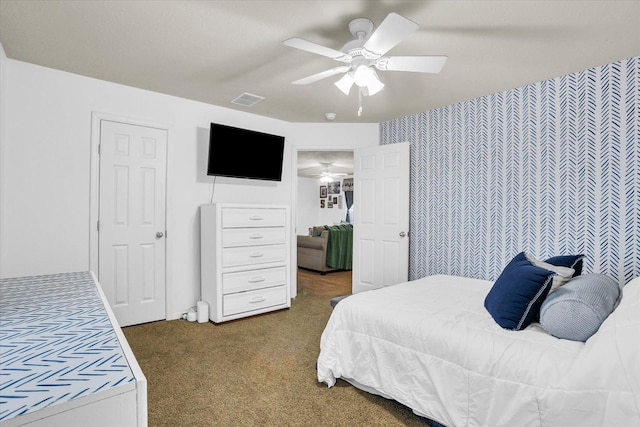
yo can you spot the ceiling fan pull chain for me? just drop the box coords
[358,88,363,117]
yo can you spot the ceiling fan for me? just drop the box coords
[283,12,447,112]
[314,163,348,182]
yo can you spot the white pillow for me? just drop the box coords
[526,254,575,292]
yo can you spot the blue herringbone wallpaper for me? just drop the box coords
[381,56,639,285]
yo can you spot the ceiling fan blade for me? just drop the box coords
[363,13,419,57]
[378,55,447,73]
[292,66,350,85]
[283,37,346,60]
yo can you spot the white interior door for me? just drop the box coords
[353,142,410,293]
[98,120,167,326]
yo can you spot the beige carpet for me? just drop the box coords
[123,277,433,426]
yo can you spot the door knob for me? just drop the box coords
[156,231,164,238]
[399,231,406,238]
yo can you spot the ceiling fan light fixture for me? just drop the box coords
[365,75,385,96]
[335,73,355,95]
[320,175,333,183]
[353,64,375,86]
[352,65,384,96]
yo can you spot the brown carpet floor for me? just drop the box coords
[123,270,433,426]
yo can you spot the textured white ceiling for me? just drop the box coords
[0,1,638,123]
[297,150,354,178]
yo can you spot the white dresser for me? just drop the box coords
[200,203,291,323]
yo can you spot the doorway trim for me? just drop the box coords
[89,111,172,315]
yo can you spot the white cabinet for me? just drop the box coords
[200,203,291,323]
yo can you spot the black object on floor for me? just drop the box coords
[330,295,350,307]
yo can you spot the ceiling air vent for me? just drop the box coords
[231,92,265,107]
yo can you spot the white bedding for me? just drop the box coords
[317,274,640,427]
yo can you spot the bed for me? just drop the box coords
[0,271,147,427]
[317,274,640,427]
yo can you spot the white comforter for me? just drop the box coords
[317,274,640,427]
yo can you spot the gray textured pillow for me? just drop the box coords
[540,273,620,342]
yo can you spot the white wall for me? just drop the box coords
[296,177,323,234]
[2,57,378,315]
[0,43,6,278]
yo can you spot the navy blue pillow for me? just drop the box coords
[484,252,555,330]
[544,254,585,277]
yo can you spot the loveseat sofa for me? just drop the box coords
[297,228,337,274]
[297,225,352,274]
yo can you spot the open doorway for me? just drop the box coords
[297,150,353,232]
[294,150,354,297]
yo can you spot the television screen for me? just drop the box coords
[207,123,285,181]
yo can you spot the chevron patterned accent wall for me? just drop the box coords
[381,56,639,285]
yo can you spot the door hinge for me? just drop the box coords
[97,220,99,231]
[97,144,101,155]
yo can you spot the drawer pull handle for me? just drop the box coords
[250,252,264,258]
[249,296,266,304]
[248,276,266,283]
[249,233,263,239]
[249,215,264,221]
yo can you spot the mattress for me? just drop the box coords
[317,274,640,426]
[0,271,146,426]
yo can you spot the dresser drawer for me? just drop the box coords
[222,227,285,248]
[223,285,287,317]
[222,266,286,294]
[222,208,285,228]
[222,244,286,268]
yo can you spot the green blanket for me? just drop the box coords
[324,224,353,270]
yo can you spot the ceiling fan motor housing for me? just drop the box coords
[348,18,374,39]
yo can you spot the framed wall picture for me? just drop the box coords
[342,178,354,191]
[327,199,333,208]
[328,181,341,195]
[320,185,327,198]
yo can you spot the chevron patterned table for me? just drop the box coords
[0,271,136,423]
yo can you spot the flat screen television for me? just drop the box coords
[207,123,285,181]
